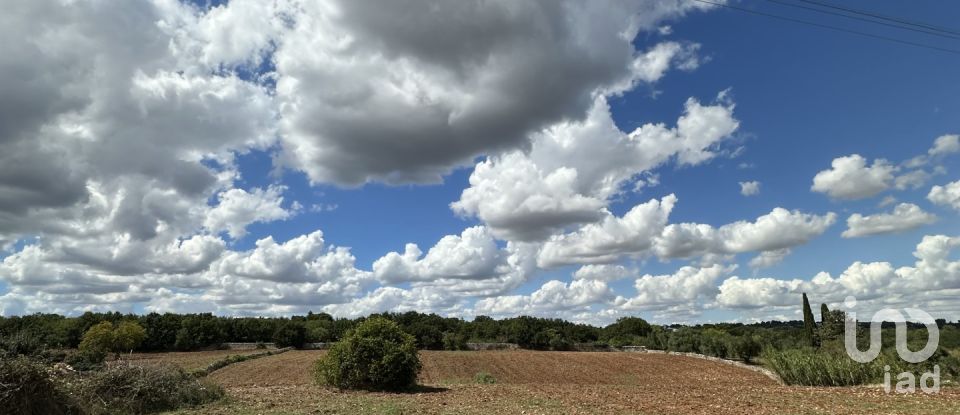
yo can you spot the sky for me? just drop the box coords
[0,0,958,325]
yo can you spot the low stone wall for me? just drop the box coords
[304,342,334,350]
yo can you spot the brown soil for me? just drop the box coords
[176,350,960,415]
[120,349,265,371]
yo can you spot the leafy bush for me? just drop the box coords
[0,357,81,415]
[315,317,421,391]
[473,372,497,384]
[73,363,224,414]
[762,348,881,386]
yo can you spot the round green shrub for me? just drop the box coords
[314,317,421,391]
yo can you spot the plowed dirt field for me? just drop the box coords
[122,349,265,371]
[166,350,960,414]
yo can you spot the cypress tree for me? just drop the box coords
[802,293,817,347]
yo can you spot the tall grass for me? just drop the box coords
[762,348,882,386]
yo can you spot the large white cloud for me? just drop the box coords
[0,228,377,315]
[452,93,739,241]
[0,0,738,317]
[842,203,937,238]
[652,207,836,260]
[373,226,506,284]
[319,286,470,320]
[166,0,295,70]
[811,155,896,200]
[273,0,715,186]
[929,134,960,157]
[573,264,638,282]
[813,135,956,201]
[537,194,835,268]
[928,180,960,211]
[0,1,297,315]
[204,186,295,239]
[473,278,614,317]
[538,194,677,267]
[0,0,277,246]
[618,263,735,310]
[7,0,955,324]
[716,235,960,319]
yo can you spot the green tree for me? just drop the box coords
[442,331,468,350]
[305,319,333,343]
[272,321,307,348]
[802,293,818,347]
[667,327,701,353]
[314,317,421,391]
[729,336,762,363]
[601,317,652,346]
[174,314,226,351]
[405,321,443,350]
[113,321,146,353]
[79,321,115,354]
[819,305,845,344]
[700,329,731,358]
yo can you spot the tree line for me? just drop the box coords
[2,308,958,359]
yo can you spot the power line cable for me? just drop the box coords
[795,0,960,36]
[764,0,960,40]
[690,0,960,55]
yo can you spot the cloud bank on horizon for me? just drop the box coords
[0,0,958,325]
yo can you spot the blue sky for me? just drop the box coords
[0,0,958,324]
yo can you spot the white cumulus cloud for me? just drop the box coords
[811,155,896,200]
[452,93,738,241]
[739,180,760,196]
[928,180,960,211]
[842,203,937,238]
